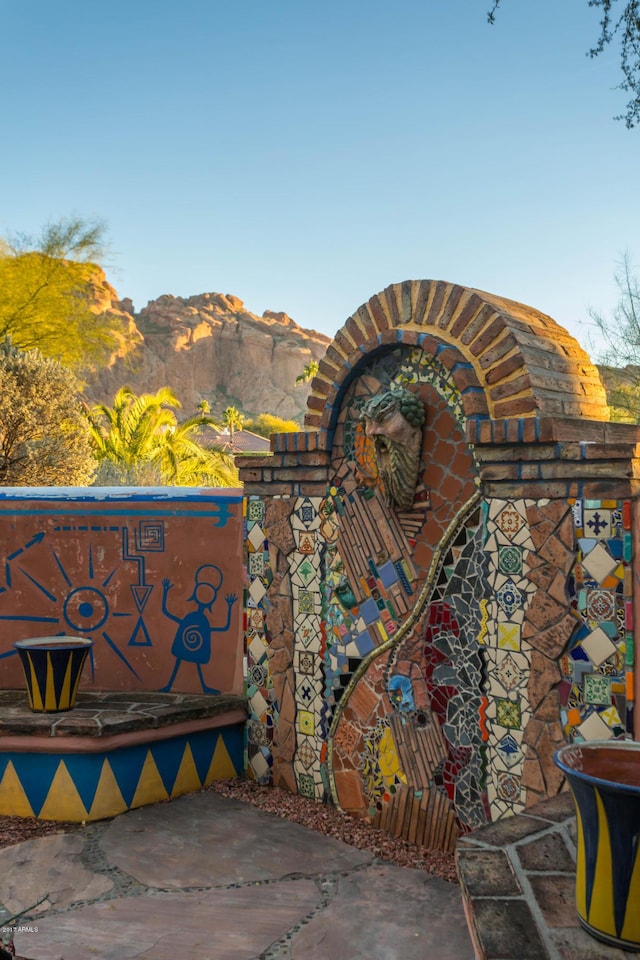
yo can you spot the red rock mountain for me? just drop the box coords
[84,287,331,423]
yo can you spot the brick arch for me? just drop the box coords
[304,280,609,439]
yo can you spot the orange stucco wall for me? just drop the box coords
[0,488,244,695]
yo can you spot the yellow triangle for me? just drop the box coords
[27,654,43,710]
[39,760,89,822]
[45,651,57,711]
[171,742,201,798]
[88,759,129,821]
[0,761,35,817]
[130,750,170,809]
[204,733,239,785]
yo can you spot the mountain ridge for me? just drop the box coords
[84,280,331,423]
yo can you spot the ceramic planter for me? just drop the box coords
[554,740,640,952]
[13,636,93,713]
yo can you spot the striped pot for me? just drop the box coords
[554,740,640,952]
[13,637,93,713]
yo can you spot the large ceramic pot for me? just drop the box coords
[554,740,640,952]
[13,636,93,713]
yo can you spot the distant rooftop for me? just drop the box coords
[211,429,271,455]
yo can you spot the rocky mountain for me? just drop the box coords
[83,284,331,423]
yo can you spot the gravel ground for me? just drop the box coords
[0,778,458,885]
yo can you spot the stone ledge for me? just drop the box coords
[456,793,636,959]
[0,689,247,740]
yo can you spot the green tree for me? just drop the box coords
[222,405,245,437]
[488,1,640,127]
[86,386,238,486]
[295,360,319,384]
[0,338,96,485]
[0,216,127,371]
[590,252,640,421]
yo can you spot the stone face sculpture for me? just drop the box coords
[359,387,425,512]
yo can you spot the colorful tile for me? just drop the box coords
[583,673,611,705]
[581,626,617,667]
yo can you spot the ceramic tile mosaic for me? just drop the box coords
[481,498,537,820]
[244,495,277,783]
[562,498,633,742]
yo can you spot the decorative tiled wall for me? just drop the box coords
[562,498,634,742]
[240,279,640,858]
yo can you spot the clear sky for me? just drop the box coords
[1,0,638,356]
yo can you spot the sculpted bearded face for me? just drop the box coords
[359,388,425,512]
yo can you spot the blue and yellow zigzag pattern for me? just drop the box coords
[0,725,243,822]
[573,776,640,949]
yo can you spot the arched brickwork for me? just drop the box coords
[304,280,608,440]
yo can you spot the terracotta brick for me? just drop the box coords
[304,413,322,429]
[493,396,538,418]
[451,365,483,392]
[309,375,330,397]
[400,280,413,325]
[418,333,441,356]
[412,279,433,325]
[325,343,346,368]
[459,303,499,346]
[479,463,520,481]
[449,292,485,339]
[469,316,506,357]
[583,442,639,460]
[318,356,340,380]
[477,331,518,369]
[384,283,401,327]
[345,315,367,347]
[489,373,532,402]
[466,421,479,444]
[334,327,356,355]
[461,392,490,417]
[521,418,539,443]
[437,283,466,330]
[355,302,378,341]
[424,280,448,327]
[400,330,421,346]
[478,420,493,443]
[604,422,640,443]
[435,345,462,370]
[369,293,389,332]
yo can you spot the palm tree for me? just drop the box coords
[222,405,245,437]
[85,386,237,486]
[295,360,319,384]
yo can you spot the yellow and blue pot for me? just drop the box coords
[13,637,93,713]
[555,740,640,952]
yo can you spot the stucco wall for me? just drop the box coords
[0,488,244,696]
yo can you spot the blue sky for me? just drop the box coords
[1,0,638,356]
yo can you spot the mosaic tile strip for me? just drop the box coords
[562,498,632,743]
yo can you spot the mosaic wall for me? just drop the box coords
[562,498,634,742]
[244,332,638,852]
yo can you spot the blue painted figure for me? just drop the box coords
[388,674,416,713]
[160,564,237,693]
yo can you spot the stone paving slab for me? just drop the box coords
[0,791,474,960]
[456,792,638,960]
